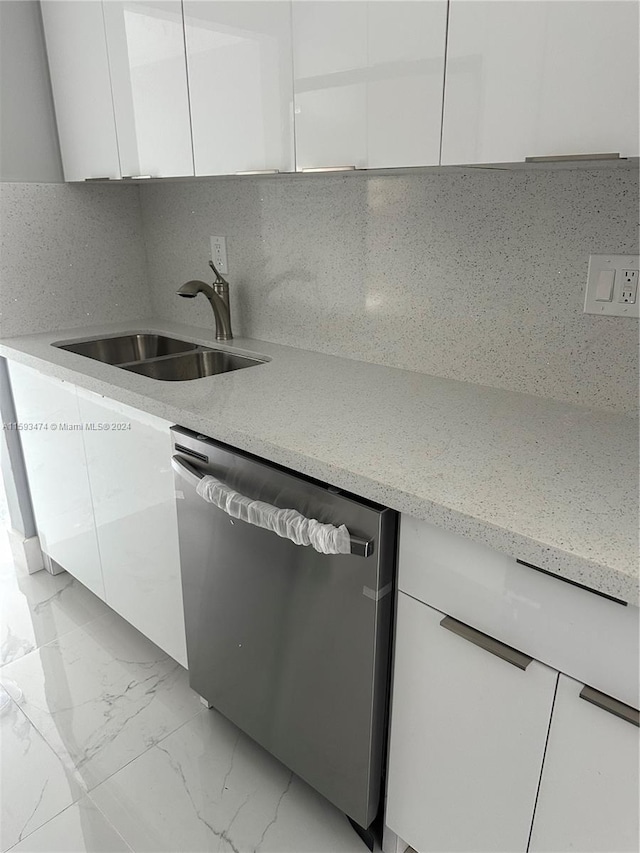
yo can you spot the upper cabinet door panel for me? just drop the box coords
[41,0,121,181]
[184,1,294,175]
[293,1,367,169]
[292,1,447,170]
[102,0,194,177]
[442,0,640,165]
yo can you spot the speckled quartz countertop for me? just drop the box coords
[1,319,638,605]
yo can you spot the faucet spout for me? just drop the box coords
[177,275,233,341]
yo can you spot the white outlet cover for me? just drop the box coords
[210,236,228,274]
[584,254,640,318]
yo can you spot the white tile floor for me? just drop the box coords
[0,501,371,852]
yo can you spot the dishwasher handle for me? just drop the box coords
[171,455,374,557]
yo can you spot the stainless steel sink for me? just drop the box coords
[56,333,199,364]
[122,350,266,381]
[53,332,266,381]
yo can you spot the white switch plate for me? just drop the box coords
[210,236,228,274]
[584,255,640,318]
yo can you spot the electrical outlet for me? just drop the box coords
[210,236,228,274]
[618,269,638,304]
[585,255,640,318]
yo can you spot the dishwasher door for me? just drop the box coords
[171,427,396,830]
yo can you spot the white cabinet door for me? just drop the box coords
[386,592,558,853]
[7,364,104,598]
[102,0,194,178]
[530,674,639,853]
[442,0,640,165]
[76,390,187,666]
[292,0,447,170]
[184,1,294,175]
[40,0,121,181]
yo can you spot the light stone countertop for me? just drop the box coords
[1,318,638,605]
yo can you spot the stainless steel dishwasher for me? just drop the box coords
[171,427,397,843]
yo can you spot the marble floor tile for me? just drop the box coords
[91,709,368,853]
[0,685,85,852]
[8,796,132,853]
[0,612,203,791]
[0,557,112,667]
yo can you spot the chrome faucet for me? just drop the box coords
[177,261,233,341]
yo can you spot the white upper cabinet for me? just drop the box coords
[41,0,121,181]
[291,0,447,170]
[441,0,640,165]
[102,1,194,177]
[184,1,294,175]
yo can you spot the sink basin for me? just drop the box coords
[122,349,266,381]
[54,332,266,381]
[56,333,199,364]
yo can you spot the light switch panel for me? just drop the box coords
[585,255,640,318]
[595,270,614,301]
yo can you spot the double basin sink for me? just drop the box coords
[54,333,266,381]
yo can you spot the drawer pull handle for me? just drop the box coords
[84,177,113,181]
[515,559,626,605]
[579,685,639,727]
[235,169,280,175]
[122,175,153,180]
[525,153,620,163]
[440,616,532,671]
[301,166,356,173]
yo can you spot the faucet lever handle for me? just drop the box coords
[208,259,227,285]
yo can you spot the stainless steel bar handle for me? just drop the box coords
[579,685,639,727]
[440,616,533,671]
[122,175,153,180]
[171,454,373,557]
[525,153,620,163]
[300,166,357,173]
[235,169,280,175]
[84,177,114,181]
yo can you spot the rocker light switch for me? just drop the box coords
[585,255,640,318]
[595,270,614,301]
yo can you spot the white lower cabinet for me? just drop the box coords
[7,363,105,597]
[76,389,187,666]
[8,363,186,666]
[386,591,558,853]
[529,674,639,853]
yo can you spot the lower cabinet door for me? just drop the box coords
[8,363,104,597]
[76,389,187,666]
[386,592,557,853]
[529,674,639,853]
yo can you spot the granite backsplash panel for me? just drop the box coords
[140,166,639,413]
[0,182,151,337]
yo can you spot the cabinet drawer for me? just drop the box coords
[399,515,639,708]
[386,592,557,852]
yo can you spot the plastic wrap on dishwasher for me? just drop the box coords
[196,474,351,555]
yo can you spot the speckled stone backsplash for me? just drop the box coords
[0,182,152,337]
[141,167,639,413]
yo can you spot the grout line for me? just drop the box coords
[84,793,135,852]
[84,705,208,796]
[3,796,134,853]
